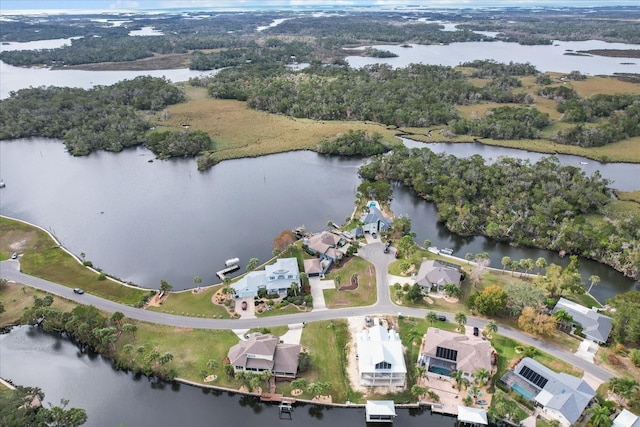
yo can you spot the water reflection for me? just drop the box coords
[0,326,458,427]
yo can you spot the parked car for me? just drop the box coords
[473,326,480,336]
[437,315,446,321]
[11,252,18,259]
[73,288,85,294]
[365,315,372,326]
[241,300,247,311]
[371,232,377,239]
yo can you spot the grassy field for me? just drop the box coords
[296,319,355,403]
[0,282,77,328]
[116,320,241,386]
[147,285,233,319]
[614,190,640,205]
[0,217,146,306]
[323,257,377,308]
[153,86,401,163]
[489,333,583,384]
[157,76,640,166]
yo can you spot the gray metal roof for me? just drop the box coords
[552,298,613,343]
[513,357,595,424]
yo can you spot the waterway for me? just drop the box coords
[345,40,640,75]
[1,36,638,300]
[1,137,638,302]
[0,326,457,427]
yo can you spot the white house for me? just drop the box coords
[357,323,407,387]
[232,257,301,298]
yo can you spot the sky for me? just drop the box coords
[1,0,637,13]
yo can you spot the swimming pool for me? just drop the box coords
[429,366,452,376]
[511,382,537,400]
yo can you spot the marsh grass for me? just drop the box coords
[154,88,400,162]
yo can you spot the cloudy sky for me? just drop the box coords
[0,0,633,12]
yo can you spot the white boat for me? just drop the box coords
[0,179,5,188]
[580,161,588,165]
[440,248,454,255]
[225,257,240,267]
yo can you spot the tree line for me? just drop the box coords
[0,76,212,158]
[207,62,536,127]
[358,146,639,279]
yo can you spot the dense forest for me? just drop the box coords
[0,76,211,157]
[206,62,535,127]
[358,146,640,279]
[317,130,389,157]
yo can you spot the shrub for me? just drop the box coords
[97,273,107,281]
[630,349,640,367]
[83,260,93,267]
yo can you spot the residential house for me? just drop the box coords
[415,260,463,293]
[552,297,613,344]
[418,327,493,381]
[227,332,301,379]
[305,231,346,263]
[360,202,392,235]
[500,357,595,427]
[613,409,640,427]
[232,257,301,298]
[357,323,407,387]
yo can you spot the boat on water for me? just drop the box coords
[439,248,454,255]
[225,257,240,267]
[0,179,5,188]
[580,161,588,165]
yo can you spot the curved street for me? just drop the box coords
[0,244,614,383]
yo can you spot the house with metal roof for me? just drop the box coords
[418,327,493,381]
[356,323,407,387]
[360,202,393,234]
[415,260,463,292]
[227,332,301,379]
[552,297,613,344]
[500,357,595,427]
[232,257,301,298]
[613,409,640,427]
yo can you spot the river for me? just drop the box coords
[0,326,456,427]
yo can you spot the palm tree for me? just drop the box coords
[535,257,547,274]
[334,274,342,288]
[588,275,601,293]
[452,370,469,391]
[454,311,467,330]
[426,311,439,326]
[473,368,490,387]
[193,276,202,287]
[444,283,461,298]
[414,365,427,381]
[465,253,473,264]
[554,308,573,331]
[424,239,431,249]
[501,256,511,271]
[484,320,498,338]
[588,404,612,427]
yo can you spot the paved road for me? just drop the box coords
[0,252,614,382]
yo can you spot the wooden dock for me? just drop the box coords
[216,265,239,280]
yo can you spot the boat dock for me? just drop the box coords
[216,264,239,280]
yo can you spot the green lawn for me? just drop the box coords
[323,257,377,308]
[147,286,233,319]
[0,282,78,328]
[115,320,241,386]
[295,319,355,403]
[1,217,146,306]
